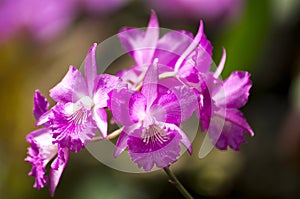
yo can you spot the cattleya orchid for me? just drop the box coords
[25,90,69,196]
[25,11,254,198]
[111,59,196,171]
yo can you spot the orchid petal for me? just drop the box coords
[49,147,69,197]
[84,43,98,96]
[127,125,181,171]
[163,123,192,155]
[92,107,108,138]
[50,66,88,103]
[154,30,193,69]
[33,90,49,120]
[118,10,159,66]
[214,71,252,108]
[114,131,129,158]
[142,59,158,108]
[209,109,254,150]
[51,103,97,152]
[93,74,125,108]
[214,48,226,78]
[129,92,147,123]
[109,88,135,126]
[174,20,203,72]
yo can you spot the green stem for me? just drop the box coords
[163,167,193,199]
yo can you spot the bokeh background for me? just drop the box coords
[0,0,300,198]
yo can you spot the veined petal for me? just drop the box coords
[154,30,193,69]
[213,71,252,108]
[49,147,69,197]
[51,102,97,153]
[114,130,129,158]
[129,92,147,123]
[163,123,192,155]
[33,90,49,120]
[84,43,98,96]
[109,88,136,126]
[127,124,182,171]
[170,86,197,122]
[142,59,158,108]
[25,128,57,189]
[118,10,159,67]
[50,66,88,103]
[209,109,254,150]
[93,74,125,108]
[92,107,108,138]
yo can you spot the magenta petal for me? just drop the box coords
[50,65,88,103]
[109,88,136,126]
[209,109,254,150]
[93,74,125,108]
[49,147,69,197]
[142,60,158,107]
[214,71,252,108]
[127,125,182,171]
[154,30,193,68]
[129,92,147,123]
[84,43,98,96]
[171,86,197,122]
[51,103,97,152]
[163,123,192,155]
[222,109,254,136]
[209,116,247,151]
[92,107,108,138]
[114,131,129,158]
[25,128,57,189]
[118,11,159,66]
[33,90,49,120]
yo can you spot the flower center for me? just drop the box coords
[142,125,168,145]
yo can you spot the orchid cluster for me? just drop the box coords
[25,11,254,197]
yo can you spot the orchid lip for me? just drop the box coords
[142,124,169,145]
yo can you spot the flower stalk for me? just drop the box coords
[163,167,193,199]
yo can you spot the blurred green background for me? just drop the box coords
[0,0,300,198]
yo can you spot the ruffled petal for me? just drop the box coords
[92,107,108,138]
[51,102,97,153]
[118,10,159,66]
[25,128,57,189]
[84,43,98,96]
[127,124,182,171]
[209,109,254,150]
[49,147,69,197]
[163,123,192,155]
[214,71,252,109]
[49,66,88,103]
[33,90,49,120]
[93,74,125,108]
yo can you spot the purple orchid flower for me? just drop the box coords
[44,43,124,152]
[209,70,254,150]
[25,90,69,196]
[110,59,197,171]
[118,11,212,87]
